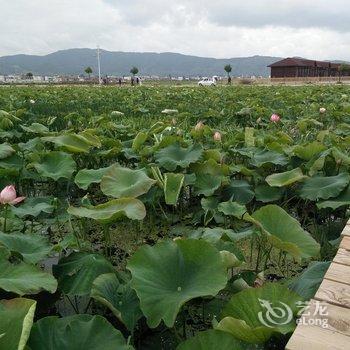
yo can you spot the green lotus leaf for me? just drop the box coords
[91,273,142,331]
[27,315,133,350]
[317,185,350,209]
[289,261,331,300]
[42,133,100,153]
[68,198,146,224]
[201,197,219,212]
[191,159,229,176]
[266,168,307,187]
[216,283,302,343]
[164,173,184,205]
[250,150,288,167]
[132,132,148,151]
[255,185,283,203]
[0,154,23,170]
[0,260,57,295]
[223,180,254,204]
[53,252,115,296]
[0,246,10,260]
[101,165,156,198]
[74,166,113,190]
[33,151,76,181]
[299,173,350,201]
[248,205,320,260]
[218,201,247,219]
[11,197,55,218]
[0,298,36,350]
[194,173,222,196]
[155,143,203,171]
[0,143,15,159]
[21,123,49,134]
[128,239,227,328]
[177,330,249,350]
[0,232,52,264]
[293,141,326,161]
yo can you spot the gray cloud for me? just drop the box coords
[0,0,350,60]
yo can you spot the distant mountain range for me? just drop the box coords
[0,48,282,77]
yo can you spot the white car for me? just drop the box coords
[198,77,217,86]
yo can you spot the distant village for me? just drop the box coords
[0,73,231,84]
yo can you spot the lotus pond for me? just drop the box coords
[0,85,350,350]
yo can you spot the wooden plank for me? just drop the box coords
[315,279,350,309]
[286,299,350,349]
[334,248,350,266]
[324,262,350,285]
[286,324,350,350]
[341,224,350,237]
[340,236,350,251]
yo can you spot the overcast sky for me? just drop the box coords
[1,0,350,60]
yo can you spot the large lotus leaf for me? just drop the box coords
[21,123,49,134]
[101,165,156,198]
[68,198,146,224]
[33,151,76,181]
[0,260,57,295]
[0,232,52,264]
[299,173,350,201]
[317,185,350,209]
[223,180,254,204]
[0,298,36,350]
[250,150,288,167]
[194,174,222,196]
[266,168,307,187]
[41,133,100,153]
[248,205,320,260]
[164,173,184,205]
[128,239,227,328]
[218,201,247,219]
[0,154,23,170]
[289,261,331,300]
[53,252,115,296]
[91,273,142,331]
[27,314,133,350]
[255,185,283,203]
[191,159,229,176]
[0,143,15,159]
[155,143,203,171]
[216,283,302,343]
[177,330,250,350]
[74,166,113,190]
[293,141,326,161]
[11,197,55,218]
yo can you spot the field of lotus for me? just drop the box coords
[0,84,349,349]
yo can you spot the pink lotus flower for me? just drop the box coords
[0,185,25,205]
[270,114,281,123]
[213,131,222,142]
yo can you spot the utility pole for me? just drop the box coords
[97,46,101,84]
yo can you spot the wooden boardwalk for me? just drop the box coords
[286,222,350,349]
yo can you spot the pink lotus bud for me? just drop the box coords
[319,107,326,114]
[0,185,25,205]
[213,131,222,142]
[195,121,204,131]
[270,114,281,123]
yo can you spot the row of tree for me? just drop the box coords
[84,66,139,78]
[84,65,232,81]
